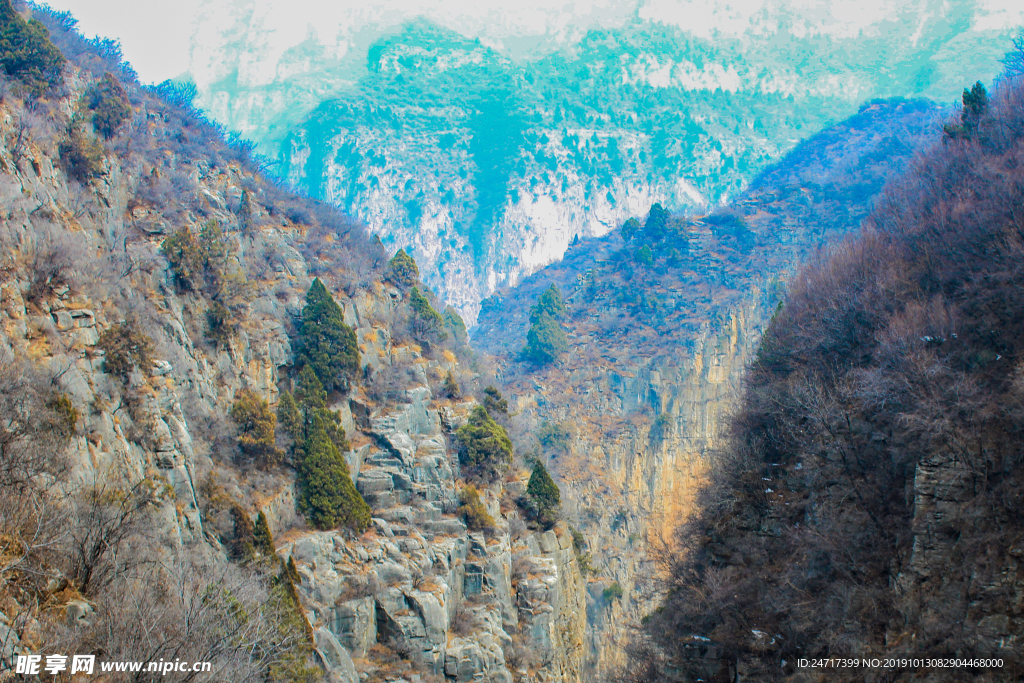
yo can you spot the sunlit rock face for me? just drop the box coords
[187,0,1022,320]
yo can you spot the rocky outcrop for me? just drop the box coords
[281,390,588,683]
[0,58,588,682]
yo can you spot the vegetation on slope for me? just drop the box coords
[622,72,1024,683]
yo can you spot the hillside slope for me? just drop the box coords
[0,5,587,682]
[623,75,1024,682]
[470,96,945,677]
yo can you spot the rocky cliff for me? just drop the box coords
[622,74,1024,682]
[472,97,945,677]
[0,9,588,682]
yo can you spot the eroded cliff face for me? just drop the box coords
[471,98,946,677]
[0,59,588,682]
[503,286,778,677]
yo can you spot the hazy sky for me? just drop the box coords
[40,0,1024,85]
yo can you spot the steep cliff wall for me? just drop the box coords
[472,97,945,677]
[0,16,589,681]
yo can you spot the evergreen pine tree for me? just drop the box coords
[483,386,508,415]
[443,308,468,345]
[522,313,568,365]
[277,390,302,441]
[530,284,566,322]
[229,505,255,560]
[253,510,274,556]
[296,278,360,392]
[456,406,513,483]
[384,248,419,288]
[0,0,65,97]
[296,412,370,532]
[527,459,561,528]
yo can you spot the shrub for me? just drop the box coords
[443,371,461,399]
[85,72,131,138]
[603,582,623,602]
[0,0,65,97]
[205,301,236,348]
[456,406,513,483]
[45,392,78,438]
[457,485,494,531]
[523,459,560,529]
[522,313,568,366]
[482,386,508,416]
[230,389,282,469]
[296,411,369,532]
[296,278,359,393]
[620,216,640,241]
[409,286,447,344]
[97,320,153,382]
[443,308,468,345]
[26,245,74,306]
[58,120,103,182]
[161,220,228,294]
[384,248,418,288]
[538,421,571,454]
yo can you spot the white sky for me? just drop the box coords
[38,0,1024,85]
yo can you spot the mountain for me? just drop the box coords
[185,0,1022,321]
[0,5,591,682]
[470,95,945,676]
[617,73,1024,683]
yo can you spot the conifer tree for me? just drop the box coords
[277,390,301,441]
[530,284,566,322]
[456,406,513,483]
[253,510,274,556]
[409,286,447,343]
[444,370,461,399]
[384,248,419,288]
[443,308,468,345]
[229,505,255,560]
[526,459,561,528]
[522,313,568,366]
[296,412,369,532]
[522,285,569,366]
[296,278,359,392]
[0,0,65,97]
[483,386,508,416]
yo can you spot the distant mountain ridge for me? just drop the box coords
[187,1,1020,320]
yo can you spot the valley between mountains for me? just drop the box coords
[1,2,1023,682]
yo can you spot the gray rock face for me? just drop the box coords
[0,95,589,682]
[280,393,587,682]
[314,628,359,683]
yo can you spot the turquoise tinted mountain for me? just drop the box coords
[188,2,1020,320]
